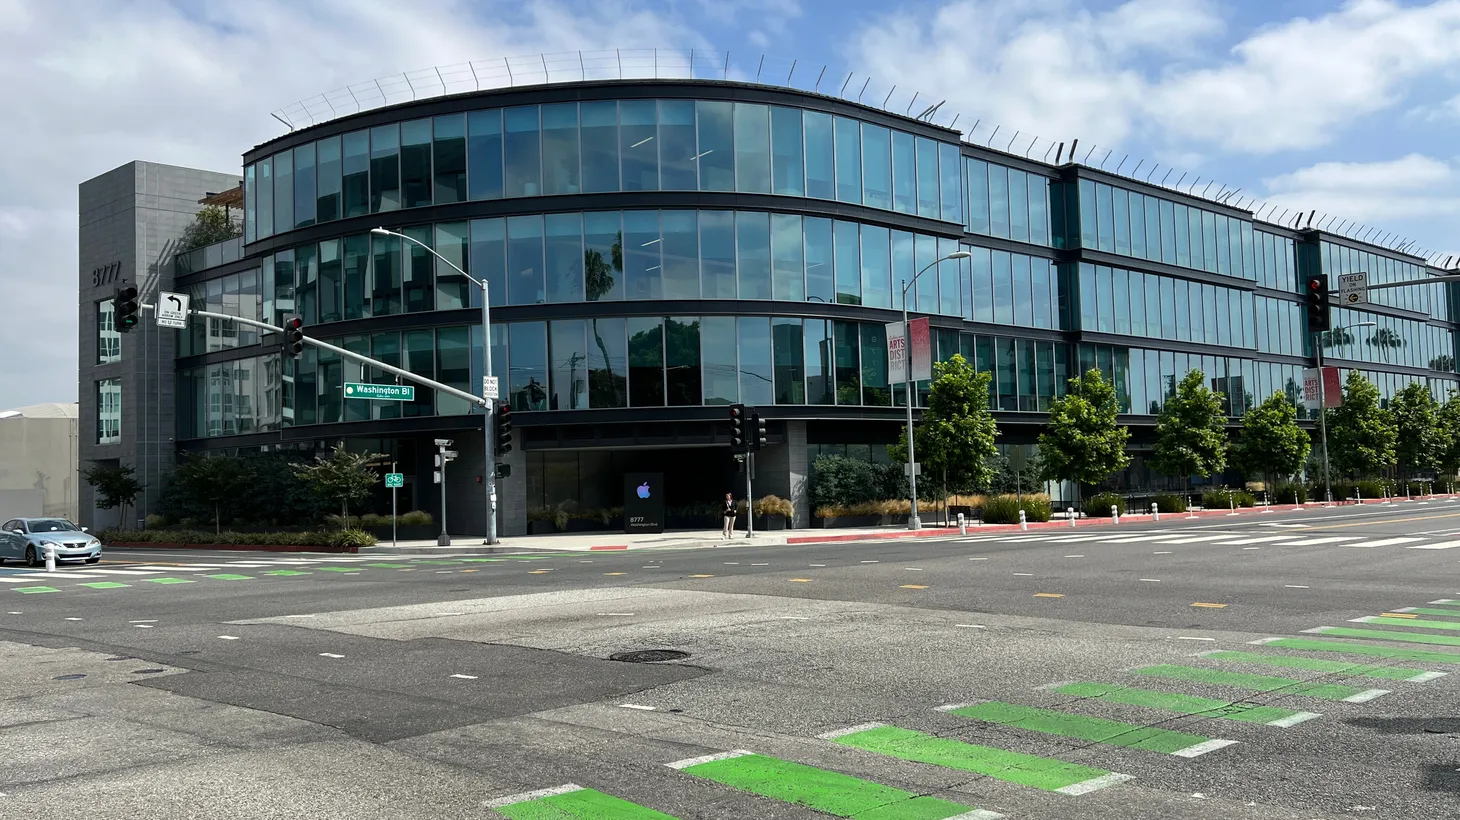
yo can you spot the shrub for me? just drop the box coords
[1272,483,1307,504]
[144,513,169,529]
[1356,479,1387,499]
[527,504,571,531]
[1201,489,1256,509]
[809,455,908,508]
[97,529,375,548]
[1083,492,1126,517]
[752,495,795,518]
[398,510,434,526]
[1153,493,1188,513]
[981,493,1053,524]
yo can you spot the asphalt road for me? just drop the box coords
[3,499,1460,819]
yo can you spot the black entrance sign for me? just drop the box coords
[623,472,665,534]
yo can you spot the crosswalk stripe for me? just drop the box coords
[1223,535,1308,545]
[84,569,162,576]
[489,785,677,819]
[1345,537,1426,547]
[1154,534,1247,544]
[1407,541,1460,550]
[1286,536,1363,545]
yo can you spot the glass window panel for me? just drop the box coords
[1174,279,1190,340]
[369,124,400,212]
[1078,179,1096,249]
[833,116,862,204]
[293,143,316,229]
[804,319,833,405]
[860,323,891,406]
[1112,268,1130,335]
[623,100,663,191]
[468,219,503,311]
[860,224,891,309]
[834,220,861,305]
[804,216,834,303]
[507,322,546,411]
[628,317,665,407]
[244,164,256,243]
[1185,206,1202,270]
[1160,200,1177,264]
[940,237,962,317]
[545,212,584,304]
[1032,260,1054,329]
[772,213,804,302]
[940,142,963,224]
[696,100,735,191]
[733,103,771,193]
[993,251,1015,326]
[1011,254,1033,327]
[507,215,545,305]
[1144,199,1161,262]
[584,211,623,302]
[504,106,542,197]
[971,246,993,323]
[996,337,1017,411]
[548,320,588,410]
[339,132,369,219]
[737,317,774,406]
[1161,276,1177,338]
[915,137,939,218]
[665,317,701,406]
[661,210,700,300]
[770,105,804,196]
[466,110,503,200]
[804,111,835,199]
[736,211,772,300]
[699,209,736,299]
[399,119,432,208]
[1020,338,1038,411]
[772,318,806,405]
[1028,173,1048,245]
[256,156,274,239]
[342,234,370,320]
[535,103,580,197]
[1172,204,1190,267]
[273,150,293,232]
[367,332,402,421]
[576,101,620,194]
[1096,183,1115,253]
[435,326,472,416]
[432,114,467,204]
[315,137,341,223]
[431,221,468,311]
[586,316,626,409]
[895,132,919,215]
[701,316,738,404]
[833,320,861,405]
[396,330,430,417]
[370,232,401,316]
[1206,285,1221,345]
[1095,266,1114,333]
[1112,187,1130,256]
[914,233,937,313]
[988,163,1010,238]
[1009,168,1030,243]
[861,123,892,210]
[1129,192,1146,259]
[317,239,341,323]
[623,210,661,300]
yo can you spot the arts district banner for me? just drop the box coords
[885,317,932,383]
[1301,366,1342,410]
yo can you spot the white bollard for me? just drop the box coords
[1262,491,1271,513]
[44,543,56,573]
[1227,493,1238,516]
[1068,507,1076,527]
[1111,505,1120,524]
[957,512,967,536]
[1019,509,1028,531]
[1152,501,1160,522]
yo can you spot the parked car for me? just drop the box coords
[0,518,102,567]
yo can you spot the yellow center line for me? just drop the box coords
[1034,592,1064,598]
[1380,612,1417,618]
[458,569,479,573]
[1191,602,1228,608]
[901,584,929,589]
[690,574,714,578]
[789,578,812,583]
[604,572,626,576]
[1305,511,1460,530]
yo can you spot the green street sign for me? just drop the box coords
[384,473,404,488]
[344,382,415,401]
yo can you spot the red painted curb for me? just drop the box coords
[588,545,629,551]
[104,542,359,554]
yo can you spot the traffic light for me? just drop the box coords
[1304,273,1330,334]
[493,402,513,457]
[114,286,139,332]
[750,412,768,450]
[495,464,512,479]
[729,404,746,450]
[281,315,305,358]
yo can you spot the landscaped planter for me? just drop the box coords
[527,521,558,535]
[104,541,359,554]
[811,514,881,528]
[363,525,438,542]
[750,515,787,531]
[667,515,716,530]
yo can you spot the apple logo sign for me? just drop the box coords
[636,482,651,499]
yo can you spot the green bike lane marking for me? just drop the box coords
[1256,637,1460,665]
[1309,626,1460,647]
[668,750,1004,817]
[821,724,1130,796]
[1357,616,1460,631]
[940,700,1234,757]
[1200,650,1441,682]
[145,577,196,584]
[78,581,130,589]
[1054,682,1322,727]
[204,574,254,581]
[1132,664,1389,703]
[14,586,60,594]
[488,784,679,819]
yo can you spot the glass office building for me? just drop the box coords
[140,78,1458,533]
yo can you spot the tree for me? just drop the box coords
[1439,390,1460,475]
[1391,382,1443,479]
[1231,391,1311,488]
[1327,370,1397,478]
[888,355,1000,507]
[178,204,241,252]
[584,236,626,407]
[81,464,142,529]
[1150,370,1229,491]
[1038,368,1130,505]
[292,444,385,526]
[163,454,246,533]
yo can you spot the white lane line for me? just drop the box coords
[619,703,657,711]
[1345,537,1426,548]
[904,567,924,571]
[217,635,239,640]
[1289,536,1364,545]
[1223,535,1307,545]
[1065,555,1085,558]
[1176,636,1216,641]
[751,563,770,566]
[955,624,986,628]
[129,619,158,623]
[1268,711,1322,727]
[967,557,989,561]
[1408,541,1460,550]
[816,722,886,740]
[809,564,827,567]
[1171,738,1239,758]
[1158,535,1248,544]
[1242,547,1262,550]
[1285,585,1310,589]
[724,562,739,565]
[946,809,1007,820]
[779,616,810,620]
[935,701,986,712]
[666,750,753,769]
[1139,578,1161,582]
[1300,627,1331,634]
[1153,551,1173,554]
[1055,772,1134,796]
[1013,572,1034,576]
[318,653,345,659]
[133,624,154,629]
[1342,689,1390,703]
[65,617,83,621]
[860,560,880,563]
[483,784,584,808]
[597,612,636,616]
[1429,599,1460,604]
[1248,637,1283,645]
[450,673,478,680]
[1408,671,1448,682]
[84,569,162,576]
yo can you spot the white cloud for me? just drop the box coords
[0,0,704,407]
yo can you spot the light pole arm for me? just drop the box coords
[375,228,482,290]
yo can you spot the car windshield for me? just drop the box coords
[27,519,79,533]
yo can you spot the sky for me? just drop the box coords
[1,0,1458,408]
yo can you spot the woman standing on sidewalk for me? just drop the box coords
[721,492,736,539]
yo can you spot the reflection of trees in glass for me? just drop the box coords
[1321,328,1354,348]
[664,318,701,406]
[584,234,625,406]
[1430,355,1455,372]
[1368,327,1406,351]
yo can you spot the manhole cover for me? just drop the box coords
[610,649,690,663]
[53,674,86,681]
[133,668,166,674]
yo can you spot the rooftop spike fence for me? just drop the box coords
[268,48,1452,268]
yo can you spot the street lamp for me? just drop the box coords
[371,227,498,546]
[901,250,972,529]
[1314,320,1375,505]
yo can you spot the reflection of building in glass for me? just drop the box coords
[78,75,1460,532]
[95,380,121,445]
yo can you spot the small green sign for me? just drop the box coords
[344,382,415,401]
[385,473,404,488]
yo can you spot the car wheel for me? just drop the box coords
[24,547,38,567]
